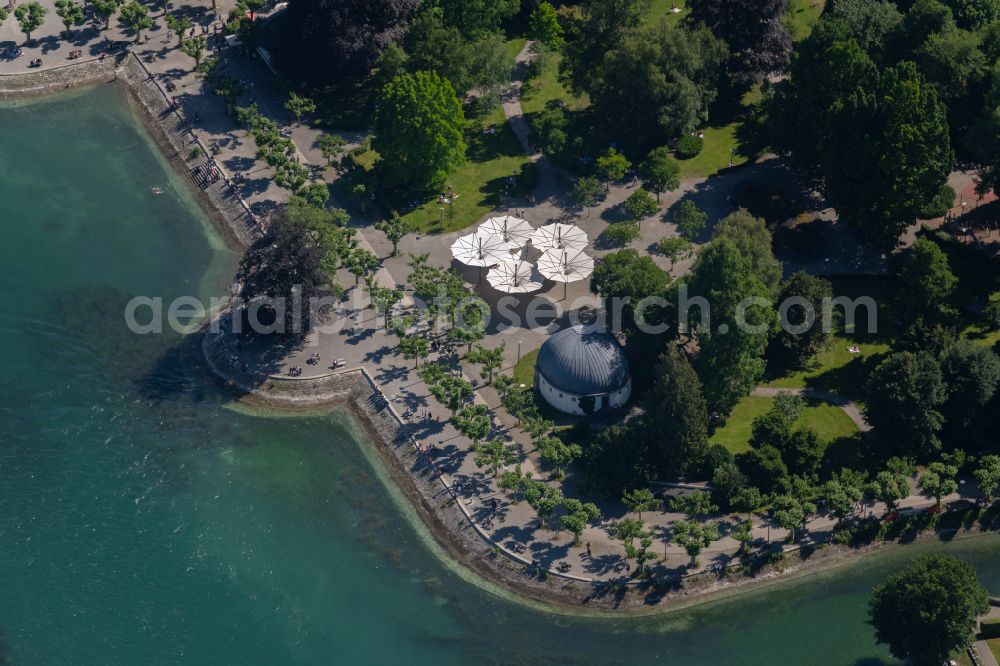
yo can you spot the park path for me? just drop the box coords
[750,386,871,432]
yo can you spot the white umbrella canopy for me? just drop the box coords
[536,248,595,284]
[479,215,534,249]
[486,259,544,294]
[529,223,588,251]
[536,248,595,299]
[450,231,510,267]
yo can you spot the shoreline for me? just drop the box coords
[9,54,994,617]
[200,328,997,615]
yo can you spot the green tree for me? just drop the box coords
[897,237,958,326]
[91,0,123,30]
[595,147,631,191]
[536,436,582,477]
[669,491,718,518]
[374,215,413,256]
[601,221,640,247]
[687,0,792,84]
[54,0,83,37]
[571,175,602,216]
[529,1,564,49]
[466,343,504,385]
[672,199,708,240]
[772,272,834,369]
[345,247,379,286]
[473,439,518,478]
[369,286,403,329]
[642,347,710,477]
[623,188,658,227]
[317,132,347,167]
[435,0,518,37]
[689,238,776,415]
[671,520,719,567]
[284,92,317,125]
[655,236,693,269]
[622,488,662,522]
[864,351,948,458]
[430,375,474,415]
[574,19,727,150]
[117,0,151,42]
[712,209,782,295]
[940,340,1000,430]
[590,248,671,337]
[822,474,865,526]
[639,146,681,201]
[734,518,754,554]
[164,13,192,45]
[180,35,207,67]
[399,336,430,367]
[372,70,466,193]
[919,460,959,507]
[615,518,656,573]
[451,403,491,446]
[827,61,953,249]
[14,2,46,43]
[973,455,1000,503]
[869,469,911,512]
[868,555,989,666]
[771,494,815,542]
[559,0,651,95]
[524,479,564,529]
[498,464,526,501]
[561,498,600,545]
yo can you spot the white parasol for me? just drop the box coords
[450,231,510,268]
[529,223,588,251]
[536,248,594,299]
[479,215,534,250]
[486,259,544,294]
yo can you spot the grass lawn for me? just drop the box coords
[676,123,747,179]
[787,0,827,41]
[710,395,860,455]
[513,348,539,386]
[505,37,527,61]
[989,638,1000,663]
[643,0,688,26]
[761,276,897,399]
[520,52,590,116]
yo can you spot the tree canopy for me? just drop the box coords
[869,554,989,666]
[372,70,467,193]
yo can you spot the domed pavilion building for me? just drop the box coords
[534,325,632,416]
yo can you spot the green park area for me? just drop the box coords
[710,395,859,455]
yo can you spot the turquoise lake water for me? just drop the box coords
[0,85,997,666]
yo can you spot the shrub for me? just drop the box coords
[676,134,704,159]
[919,184,956,219]
[601,222,640,247]
[188,146,202,160]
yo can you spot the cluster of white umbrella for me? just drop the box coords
[450,216,595,296]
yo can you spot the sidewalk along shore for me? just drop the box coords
[200,325,995,613]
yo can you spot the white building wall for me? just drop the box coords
[535,370,631,416]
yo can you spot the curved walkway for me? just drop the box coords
[750,386,871,432]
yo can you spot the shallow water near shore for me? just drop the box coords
[0,86,998,666]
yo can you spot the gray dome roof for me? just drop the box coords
[535,326,630,395]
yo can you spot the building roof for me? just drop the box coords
[535,325,630,396]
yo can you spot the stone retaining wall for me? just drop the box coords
[0,55,121,97]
